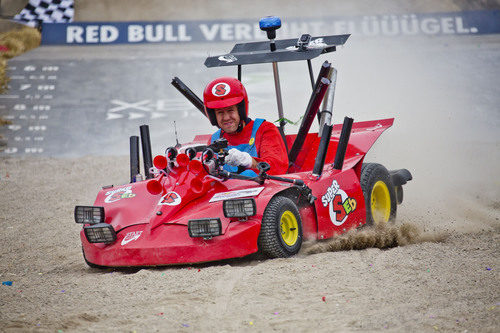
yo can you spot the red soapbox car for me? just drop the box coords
[74,17,412,267]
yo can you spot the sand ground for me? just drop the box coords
[0,154,498,332]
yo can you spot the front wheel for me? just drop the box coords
[360,163,397,226]
[258,196,303,258]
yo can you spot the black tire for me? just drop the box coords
[360,163,397,226]
[258,196,303,258]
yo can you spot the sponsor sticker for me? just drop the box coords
[209,187,265,202]
[121,231,143,245]
[158,191,182,206]
[104,186,136,203]
[218,54,237,63]
[308,37,328,48]
[321,180,357,226]
[212,82,230,97]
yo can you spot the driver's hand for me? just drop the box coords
[225,148,253,168]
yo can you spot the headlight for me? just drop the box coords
[223,199,256,218]
[84,223,117,244]
[74,206,105,224]
[188,218,222,238]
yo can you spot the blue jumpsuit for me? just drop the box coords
[210,118,265,177]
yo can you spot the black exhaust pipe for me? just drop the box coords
[171,77,205,116]
[314,61,331,90]
[140,125,153,179]
[312,123,333,177]
[318,67,337,136]
[333,117,353,170]
[129,136,140,182]
[314,61,332,123]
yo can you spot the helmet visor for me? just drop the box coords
[205,96,243,109]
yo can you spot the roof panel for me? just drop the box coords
[204,34,350,68]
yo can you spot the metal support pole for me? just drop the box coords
[272,62,285,123]
[272,61,288,149]
[307,59,314,90]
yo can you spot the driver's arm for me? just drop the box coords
[253,121,289,175]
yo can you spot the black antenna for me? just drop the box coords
[174,121,180,148]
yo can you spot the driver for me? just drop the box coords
[203,77,289,176]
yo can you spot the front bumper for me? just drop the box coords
[81,219,261,267]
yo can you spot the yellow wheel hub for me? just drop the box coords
[371,181,391,224]
[280,210,298,246]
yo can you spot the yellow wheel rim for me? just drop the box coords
[280,210,298,246]
[371,181,391,225]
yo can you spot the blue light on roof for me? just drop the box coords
[259,16,282,30]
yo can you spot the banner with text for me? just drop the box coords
[41,10,500,45]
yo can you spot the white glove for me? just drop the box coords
[225,148,253,168]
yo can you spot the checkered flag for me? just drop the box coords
[13,0,74,28]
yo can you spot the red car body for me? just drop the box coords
[81,119,393,267]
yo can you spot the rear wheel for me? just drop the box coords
[360,163,397,226]
[258,196,303,258]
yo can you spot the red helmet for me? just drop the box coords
[203,77,249,126]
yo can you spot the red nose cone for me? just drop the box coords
[147,179,163,195]
[153,155,167,170]
[188,159,204,175]
[177,153,190,167]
